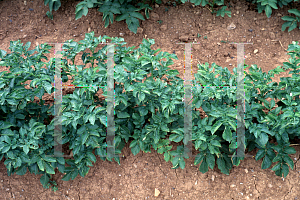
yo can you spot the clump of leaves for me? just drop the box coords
[0,32,299,191]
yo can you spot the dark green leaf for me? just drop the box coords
[199,159,208,174]
[206,153,215,170]
[284,146,296,154]
[62,172,72,181]
[40,174,50,187]
[255,149,265,161]
[261,155,272,169]
[283,155,294,170]
[179,158,185,169]
[271,163,281,172]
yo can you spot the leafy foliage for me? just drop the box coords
[0,33,299,191]
[247,0,300,31]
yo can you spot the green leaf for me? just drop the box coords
[88,114,96,126]
[43,82,53,94]
[194,154,204,165]
[62,172,72,181]
[281,21,292,32]
[44,162,55,174]
[23,145,29,154]
[288,9,300,17]
[199,159,208,173]
[179,158,185,169]
[87,152,97,163]
[206,154,215,170]
[37,159,44,171]
[281,16,296,21]
[117,112,130,118]
[216,157,226,172]
[171,156,179,167]
[71,170,79,180]
[77,125,86,135]
[288,21,298,32]
[81,132,89,145]
[131,141,140,156]
[211,120,223,134]
[164,152,170,162]
[222,126,232,142]
[284,146,296,154]
[283,155,294,170]
[40,174,50,187]
[282,163,289,178]
[0,121,14,130]
[255,149,265,161]
[75,9,84,20]
[210,140,221,147]
[261,155,272,169]
[43,156,56,163]
[271,162,281,171]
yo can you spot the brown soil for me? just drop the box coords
[1,0,300,199]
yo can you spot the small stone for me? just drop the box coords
[155,3,159,8]
[179,35,189,42]
[269,32,275,39]
[119,32,125,37]
[227,22,236,30]
[248,29,253,32]
[23,35,27,38]
[154,188,160,197]
[88,27,91,32]
[212,175,215,181]
[217,42,221,46]
[207,26,213,31]
[245,169,248,173]
[137,27,143,34]
[236,11,239,14]
[254,18,257,20]
[254,49,258,54]
[150,12,159,21]
[230,184,236,188]
[257,40,261,43]
[133,164,137,168]
[160,24,167,31]
[277,13,282,17]
[268,184,273,188]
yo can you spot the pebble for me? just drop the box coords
[154,188,160,197]
[227,22,236,30]
[248,29,253,32]
[245,169,248,173]
[254,49,258,54]
[268,184,273,188]
[230,184,236,187]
